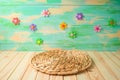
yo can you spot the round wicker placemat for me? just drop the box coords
[30,49,92,75]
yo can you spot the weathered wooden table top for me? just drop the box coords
[0,51,119,80]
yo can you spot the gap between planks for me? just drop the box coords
[81,50,105,80]
[8,52,33,80]
[0,52,26,80]
[0,51,18,72]
[88,51,119,80]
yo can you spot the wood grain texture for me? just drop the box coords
[50,75,63,80]
[8,52,33,80]
[36,72,50,80]
[64,75,77,80]
[0,51,119,80]
[95,52,119,80]
[77,71,91,80]
[87,51,119,80]
[21,65,37,80]
[0,52,17,73]
[0,51,10,61]
[0,52,26,80]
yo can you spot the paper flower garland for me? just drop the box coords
[69,31,77,39]
[41,10,50,17]
[76,13,84,20]
[60,22,67,30]
[30,24,37,31]
[12,17,20,25]
[94,25,101,32]
[36,38,43,45]
[108,19,116,26]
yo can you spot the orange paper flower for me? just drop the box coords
[60,22,67,30]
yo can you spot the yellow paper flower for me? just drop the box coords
[60,22,67,30]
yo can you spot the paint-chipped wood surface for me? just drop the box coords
[0,51,119,80]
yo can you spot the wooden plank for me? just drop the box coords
[21,65,37,80]
[86,63,105,80]
[0,51,6,53]
[0,51,16,61]
[77,71,91,80]
[113,51,120,60]
[113,51,120,59]
[0,52,26,80]
[98,52,120,79]
[21,52,47,80]
[8,52,33,80]
[112,51,120,64]
[0,51,119,80]
[0,51,3,53]
[50,75,63,80]
[64,75,77,80]
[88,51,118,80]
[0,51,17,71]
[105,52,120,68]
[76,50,91,80]
[36,72,50,80]
[94,51,119,80]
[78,51,105,80]
[0,51,12,61]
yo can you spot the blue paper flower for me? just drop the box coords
[76,13,84,20]
[30,24,37,31]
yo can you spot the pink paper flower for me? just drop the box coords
[12,17,20,25]
[41,10,50,17]
[94,25,101,32]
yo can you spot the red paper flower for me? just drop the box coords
[12,17,20,25]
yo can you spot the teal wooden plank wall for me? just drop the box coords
[0,0,120,51]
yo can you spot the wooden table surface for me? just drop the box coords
[0,51,119,80]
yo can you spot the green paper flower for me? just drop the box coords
[108,19,116,27]
[36,38,43,45]
[68,31,77,39]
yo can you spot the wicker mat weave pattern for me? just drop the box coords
[30,49,92,75]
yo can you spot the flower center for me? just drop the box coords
[31,26,35,29]
[110,21,114,24]
[70,33,74,36]
[62,24,65,28]
[44,11,48,15]
[37,40,41,44]
[96,27,100,30]
[14,19,17,22]
[78,15,82,18]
